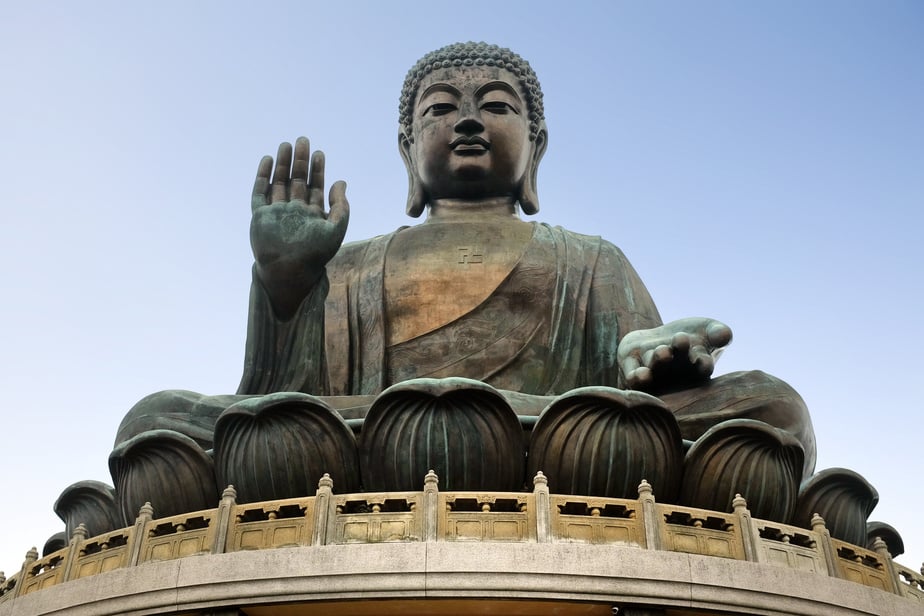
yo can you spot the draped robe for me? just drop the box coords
[237,223,661,397]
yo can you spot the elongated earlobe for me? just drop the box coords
[399,132,427,218]
[518,125,548,216]
[519,179,539,215]
[406,180,426,218]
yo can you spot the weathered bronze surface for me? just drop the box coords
[528,387,683,502]
[81,42,887,541]
[359,378,524,492]
[214,393,361,503]
[680,419,804,523]
[795,468,879,545]
[52,481,120,540]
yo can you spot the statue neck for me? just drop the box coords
[426,197,521,223]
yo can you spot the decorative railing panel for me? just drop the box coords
[550,496,642,546]
[831,538,894,593]
[894,563,924,602]
[331,492,422,543]
[140,510,216,563]
[16,549,66,596]
[754,521,826,574]
[439,492,532,542]
[657,503,744,560]
[72,529,131,579]
[230,496,316,550]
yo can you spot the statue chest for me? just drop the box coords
[382,221,535,346]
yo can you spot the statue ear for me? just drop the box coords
[399,132,426,218]
[518,123,547,216]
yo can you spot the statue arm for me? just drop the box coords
[585,242,663,388]
[239,137,350,395]
[237,265,330,395]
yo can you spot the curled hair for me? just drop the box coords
[399,42,545,142]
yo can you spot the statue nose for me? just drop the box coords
[454,103,484,135]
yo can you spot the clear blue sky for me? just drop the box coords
[1,1,921,573]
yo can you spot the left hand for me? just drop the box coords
[617,317,733,393]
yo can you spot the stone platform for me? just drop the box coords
[2,474,922,616]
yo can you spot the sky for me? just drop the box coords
[1,1,922,576]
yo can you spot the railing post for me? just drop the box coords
[732,494,761,563]
[11,547,38,599]
[870,536,900,594]
[212,486,238,555]
[532,472,551,543]
[62,523,88,581]
[637,480,662,551]
[811,513,839,578]
[127,502,154,567]
[312,474,334,546]
[423,470,439,542]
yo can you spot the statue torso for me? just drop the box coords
[319,220,641,395]
[382,219,535,346]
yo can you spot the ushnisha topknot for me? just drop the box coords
[399,41,545,142]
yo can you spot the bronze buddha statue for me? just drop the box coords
[93,43,877,546]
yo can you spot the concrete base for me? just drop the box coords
[1,542,919,616]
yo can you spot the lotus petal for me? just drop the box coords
[109,429,217,525]
[680,419,804,523]
[359,378,524,492]
[529,387,682,501]
[214,392,359,502]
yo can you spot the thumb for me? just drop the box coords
[328,180,350,234]
[705,320,733,349]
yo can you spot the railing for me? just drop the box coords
[1,472,921,604]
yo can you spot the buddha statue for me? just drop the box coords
[98,42,847,540]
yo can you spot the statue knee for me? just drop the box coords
[115,389,217,449]
[661,370,816,477]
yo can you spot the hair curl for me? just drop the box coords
[399,42,545,142]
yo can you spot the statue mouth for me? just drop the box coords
[450,136,490,154]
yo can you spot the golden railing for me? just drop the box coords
[1,472,921,604]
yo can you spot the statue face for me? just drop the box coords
[406,65,532,202]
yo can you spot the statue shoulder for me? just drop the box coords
[326,228,406,278]
[538,223,631,262]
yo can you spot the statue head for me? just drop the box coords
[398,42,548,217]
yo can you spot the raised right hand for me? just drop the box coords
[251,137,349,318]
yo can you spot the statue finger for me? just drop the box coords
[251,155,273,212]
[643,344,672,369]
[620,355,641,378]
[271,141,293,203]
[670,332,691,354]
[307,150,326,208]
[328,180,350,236]
[690,347,715,378]
[290,137,310,202]
[627,366,652,390]
[705,320,733,350]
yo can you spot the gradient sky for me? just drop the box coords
[1,2,921,574]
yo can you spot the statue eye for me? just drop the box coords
[481,101,517,115]
[424,103,457,116]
